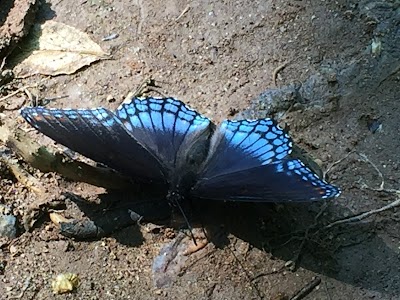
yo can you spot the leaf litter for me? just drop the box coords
[12,20,110,77]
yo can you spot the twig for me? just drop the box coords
[324,195,400,229]
[323,151,354,180]
[175,5,190,21]
[377,64,400,87]
[0,153,45,196]
[251,266,281,281]
[289,229,309,270]
[358,153,384,190]
[357,153,399,193]
[273,202,329,270]
[290,277,321,300]
[0,57,6,71]
[226,245,263,299]
[0,84,36,102]
[323,151,400,228]
[273,61,289,87]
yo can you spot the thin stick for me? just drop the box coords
[325,195,400,229]
[0,77,48,103]
[0,84,36,102]
[0,153,45,196]
[0,57,6,71]
[358,153,384,190]
[226,245,263,299]
[290,277,321,300]
[378,64,400,87]
[175,5,190,21]
[323,151,354,180]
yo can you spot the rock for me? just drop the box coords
[0,214,17,238]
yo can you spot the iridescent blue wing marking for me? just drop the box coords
[20,107,166,185]
[198,119,292,177]
[191,119,340,201]
[116,97,212,176]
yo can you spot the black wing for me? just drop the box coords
[115,97,212,181]
[191,119,340,201]
[21,106,166,185]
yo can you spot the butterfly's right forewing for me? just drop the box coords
[191,119,340,202]
[21,107,166,185]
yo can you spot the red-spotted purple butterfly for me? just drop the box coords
[20,97,340,202]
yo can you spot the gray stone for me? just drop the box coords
[0,214,17,238]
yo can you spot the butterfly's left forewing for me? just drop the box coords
[21,107,166,185]
[191,119,340,202]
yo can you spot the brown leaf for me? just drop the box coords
[13,21,110,77]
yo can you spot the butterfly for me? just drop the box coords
[20,97,340,204]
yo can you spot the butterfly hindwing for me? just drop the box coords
[116,97,212,176]
[191,158,340,201]
[20,106,166,184]
[191,119,340,201]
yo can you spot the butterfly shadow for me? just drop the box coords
[58,190,398,296]
[59,190,170,247]
[194,198,399,297]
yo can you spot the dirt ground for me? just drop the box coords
[1,0,400,299]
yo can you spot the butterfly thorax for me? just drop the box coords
[165,121,213,200]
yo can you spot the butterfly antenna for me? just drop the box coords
[174,198,197,246]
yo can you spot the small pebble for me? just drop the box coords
[0,214,17,238]
[102,33,119,41]
[52,273,80,294]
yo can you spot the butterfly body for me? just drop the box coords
[20,96,340,204]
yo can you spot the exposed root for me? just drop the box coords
[323,150,354,180]
[325,151,400,228]
[358,152,384,190]
[325,195,400,229]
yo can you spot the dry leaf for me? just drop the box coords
[13,21,110,77]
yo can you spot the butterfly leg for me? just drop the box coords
[124,77,166,100]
